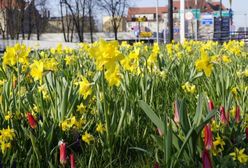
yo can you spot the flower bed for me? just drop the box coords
[0,40,247,167]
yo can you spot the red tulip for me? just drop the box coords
[202,149,212,168]
[27,112,37,129]
[235,106,240,123]
[154,162,160,168]
[70,153,75,168]
[60,141,67,166]
[220,106,228,124]
[208,99,214,111]
[173,101,180,123]
[204,124,213,150]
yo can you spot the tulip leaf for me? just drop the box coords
[166,122,172,166]
[195,109,217,134]
[139,100,164,132]
[193,93,204,126]
[177,99,190,134]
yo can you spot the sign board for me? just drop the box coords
[201,14,213,25]
[213,17,230,41]
[202,19,213,25]
[174,28,179,33]
[214,11,230,17]
[192,9,201,20]
[185,11,194,20]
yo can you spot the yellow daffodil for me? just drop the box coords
[229,148,248,164]
[121,49,140,73]
[147,43,159,67]
[222,55,231,63]
[96,123,105,134]
[30,60,44,82]
[82,132,94,144]
[4,112,12,121]
[78,77,92,99]
[76,103,86,113]
[231,87,238,97]
[182,82,196,94]
[195,51,213,77]
[3,44,30,67]
[64,55,76,65]
[105,66,122,87]
[43,58,58,71]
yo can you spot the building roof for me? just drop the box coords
[0,0,28,9]
[127,0,226,21]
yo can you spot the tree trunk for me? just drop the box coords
[89,7,93,43]
[60,1,68,42]
[21,8,25,39]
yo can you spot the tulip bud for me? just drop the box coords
[208,99,214,111]
[220,106,228,124]
[204,124,213,150]
[202,149,212,168]
[173,101,180,123]
[59,141,67,166]
[157,128,164,137]
[235,106,240,123]
[70,153,75,168]
[27,112,37,129]
[153,162,160,168]
[13,79,17,89]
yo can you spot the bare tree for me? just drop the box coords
[2,0,22,39]
[61,0,86,42]
[60,0,97,42]
[86,0,95,42]
[97,0,129,40]
[26,0,48,40]
[60,0,75,42]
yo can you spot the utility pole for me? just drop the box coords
[168,0,173,43]
[220,0,223,42]
[180,0,185,43]
[156,0,159,43]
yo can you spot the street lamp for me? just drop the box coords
[220,0,223,41]
[180,0,185,43]
[168,0,174,43]
[156,0,159,43]
[245,13,247,38]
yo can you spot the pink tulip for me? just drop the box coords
[220,106,228,124]
[202,149,212,168]
[204,124,213,150]
[60,141,67,166]
[235,106,240,123]
[157,128,164,137]
[173,101,180,123]
[70,153,75,168]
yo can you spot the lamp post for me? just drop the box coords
[168,0,173,43]
[245,13,247,38]
[156,0,159,43]
[180,0,185,43]
[220,0,223,41]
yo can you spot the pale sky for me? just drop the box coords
[50,0,248,29]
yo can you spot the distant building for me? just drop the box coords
[127,0,226,40]
[45,16,97,33]
[0,0,47,39]
[102,16,127,32]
